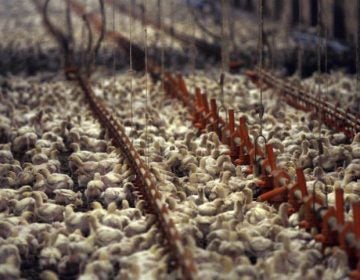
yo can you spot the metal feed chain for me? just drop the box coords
[76,74,197,280]
[258,70,360,138]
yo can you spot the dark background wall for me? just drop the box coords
[234,0,359,44]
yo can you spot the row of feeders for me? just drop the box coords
[164,71,360,279]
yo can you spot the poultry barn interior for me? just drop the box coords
[0,0,360,279]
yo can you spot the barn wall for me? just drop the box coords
[235,0,358,44]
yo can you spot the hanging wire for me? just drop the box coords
[357,0,360,112]
[257,0,264,137]
[321,25,328,156]
[112,0,116,84]
[158,0,165,93]
[219,0,229,113]
[190,5,196,75]
[218,73,228,123]
[221,0,229,76]
[316,0,323,140]
[80,0,88,69]
[324,27,328,91]
[252,0,266,175]
[297,0,303,77]
[170,0,175,71]
[313,0,325,195]
[143,0,149,165]
[129,0,134,142]
[316,0,322,78]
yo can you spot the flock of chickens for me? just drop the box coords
[0,0,360,279]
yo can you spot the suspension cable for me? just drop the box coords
[221,0,229,76]
[129,0,134,142]
[313,0,325,212]
[316,0,323,140]
[170,0,175,71]
[112,0,116,83]
[253,0,266,174]
[357,0,360,111]
[190,5,196,75]
[297,0,303,77]
[220,0,229,110]
[258,0,264,137]
[143,0,149,165]
[324,28,328,82]
[80,0,88,70]
[158,0,165,93]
